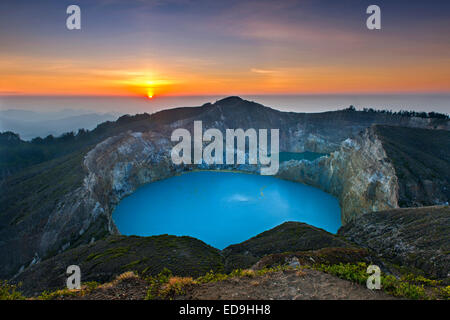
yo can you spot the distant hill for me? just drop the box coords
[0,110,120,140]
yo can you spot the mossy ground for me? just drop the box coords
[13,234,225,296]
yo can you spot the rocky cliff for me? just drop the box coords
[277,126,399,223]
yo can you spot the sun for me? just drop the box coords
[147,90,154,99]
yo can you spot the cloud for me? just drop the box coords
[251,68,276,74]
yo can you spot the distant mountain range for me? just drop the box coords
[0,109,121,140]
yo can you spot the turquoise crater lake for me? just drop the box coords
[112,171,341,249]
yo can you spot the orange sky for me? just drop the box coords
[1,1,450,98]
[2,56,449,97]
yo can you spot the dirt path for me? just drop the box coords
[60,269,396,300]
[176,269,397,300]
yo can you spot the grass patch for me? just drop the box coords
[144,265,290,300]
[309,262,447,300]
[36,281,100,300]
[85,246,130,262]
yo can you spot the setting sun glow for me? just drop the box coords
[0,1,449,97]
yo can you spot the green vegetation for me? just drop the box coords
[5,260,449,300]
[439,286,450,299]
[0,113,156,179]
[344,105,449,119]
[313,262,369,285]
[308,262,448,300]
[146,268,174,300]
[86,246,131,262]
[143,262,449,300]
[37,281,100,300]
[0,130,96,180]
[122,259,147,270]
[15,234,225,295]
[1,99,449,298]
[0,281,26,300]
[0,147,96,278]
[222,222,353,272]
[0,149,87,226]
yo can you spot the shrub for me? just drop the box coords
[0,281,25,300]
[37,281,100,300]
[159,277,195,297]
[314,262,368,285]
[145,268,173,300]
[196,270,229,284]
[439,286,450,300]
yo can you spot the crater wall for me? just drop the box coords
[37,125,399,265]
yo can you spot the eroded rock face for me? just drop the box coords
[277,126,399,223]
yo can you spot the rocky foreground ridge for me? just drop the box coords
[0,96,449,286]
[12,215,449,298]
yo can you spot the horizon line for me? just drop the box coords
[2,92,450,98]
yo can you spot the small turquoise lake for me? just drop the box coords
[112,171,341,249]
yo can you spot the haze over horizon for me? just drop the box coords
[1,94,450,115]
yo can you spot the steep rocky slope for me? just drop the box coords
[339,206,450,279]
[373,125,450,207]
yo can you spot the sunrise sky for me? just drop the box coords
[1,0,449,98]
